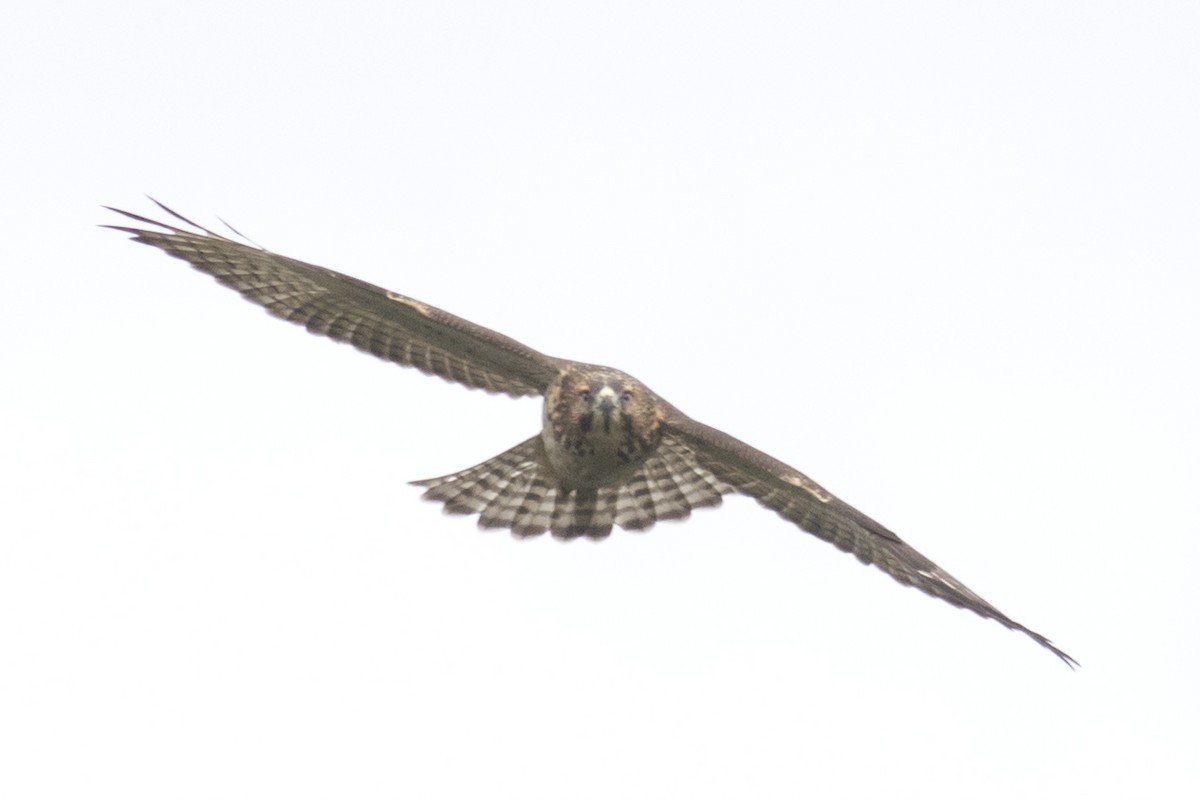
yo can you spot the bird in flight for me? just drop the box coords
[105,201,1076,667]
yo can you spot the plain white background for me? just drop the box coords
[3,2,1197,798]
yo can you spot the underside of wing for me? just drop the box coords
[104,202,564,396]
[664,413,1078,667]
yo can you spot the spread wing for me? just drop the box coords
[104,202,564,397]
[664,411,1078,667]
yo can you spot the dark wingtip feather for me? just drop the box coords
[101,200,233,242]
[1024,630,1079,669]
[100,204,187,235]
[144,196,223,237]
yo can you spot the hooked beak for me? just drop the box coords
[596,388,617,433]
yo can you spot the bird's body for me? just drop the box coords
[106,201,1076,667]
[541,366,664,489]
[415,364,725,540]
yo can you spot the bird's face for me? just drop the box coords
[577,382,630,435]
[542,366,665,485]
[554,369,650,437]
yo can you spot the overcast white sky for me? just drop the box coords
[3,2,1198,798]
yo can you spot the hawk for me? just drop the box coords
[106,201,1076,667]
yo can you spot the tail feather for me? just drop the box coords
[511,480,555,537]
[477,460,538,530]
[613,475,659,530]
[658,442,732,509]
[411,433,733,540]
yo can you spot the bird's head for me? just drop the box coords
[544,365,664,449]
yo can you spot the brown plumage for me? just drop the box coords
[105,200,1077,667]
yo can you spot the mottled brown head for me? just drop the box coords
[542,365,665,488]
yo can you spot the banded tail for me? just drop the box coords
[412,436,732,539]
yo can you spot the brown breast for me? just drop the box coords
[541,364,665,489]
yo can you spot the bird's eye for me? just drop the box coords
[579,390,592,403]
[620,390,633,404]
